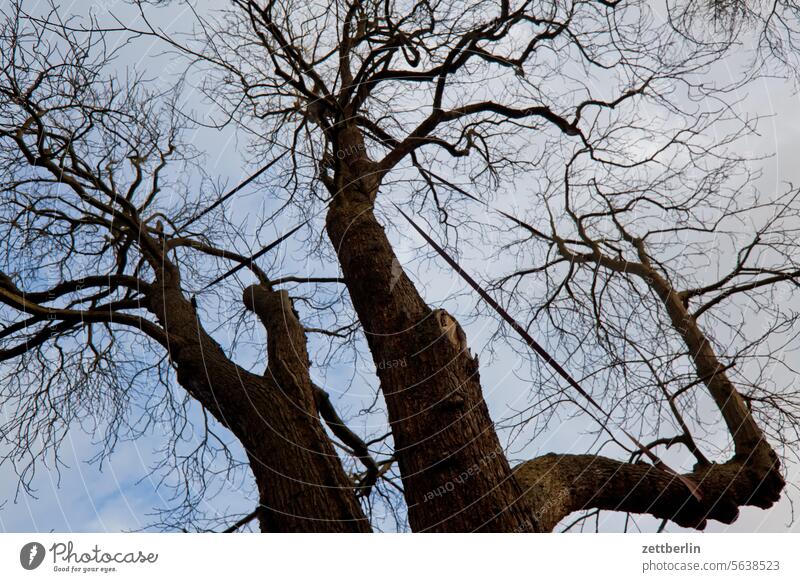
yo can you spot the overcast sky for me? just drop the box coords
[2,0,800,533]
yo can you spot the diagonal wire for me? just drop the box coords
[393,202,702,500]
[180,151,288,231]
[198,220,307,293]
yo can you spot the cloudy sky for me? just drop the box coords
[2,0,800,533]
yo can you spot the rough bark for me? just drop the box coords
[147,266,369,532]
[649,269,769,458]
[514,241,785,531]
[323,126,537,532]
[514,452,783,531]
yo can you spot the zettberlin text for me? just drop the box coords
[642,543,701,554]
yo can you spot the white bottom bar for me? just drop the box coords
[1,533,797,581]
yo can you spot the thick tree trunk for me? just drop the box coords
[323,127,537,532]
[513,245,784,531]
[514,452,783,531]
[242,283,371,532]
[148,270,370,532]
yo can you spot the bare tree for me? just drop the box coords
[0,4,372,532]
[498,143,797,530]
[1,0,798,532]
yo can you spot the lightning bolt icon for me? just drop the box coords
[28,545,38,566]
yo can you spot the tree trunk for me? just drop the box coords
[514,452,783,531]
[323,127,537,532]
[148,269,370,532]
[513,244,785,531]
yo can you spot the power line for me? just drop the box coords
[181,151,288,231]
[198,220,307,292]
[393,202,701,500]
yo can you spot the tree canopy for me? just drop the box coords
[1,0,799,532]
